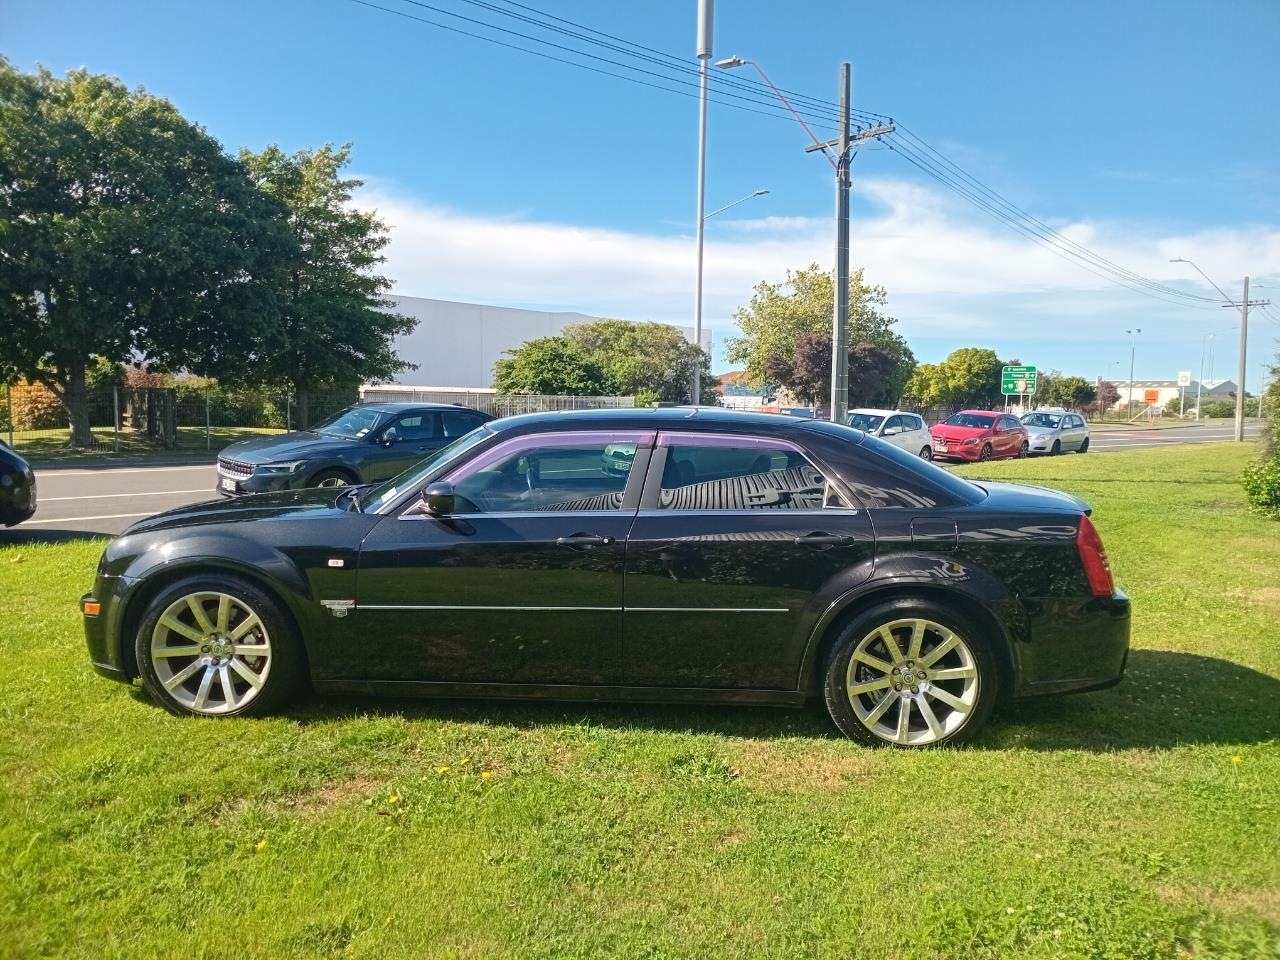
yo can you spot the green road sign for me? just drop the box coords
[1001,365,1038,396]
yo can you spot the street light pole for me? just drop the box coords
[691,0,714,405]
[704,189,768,221]
[1126,328,1141,419]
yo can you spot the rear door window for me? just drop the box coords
[655,435,849,510]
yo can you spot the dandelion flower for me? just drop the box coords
[481,771,493,780]
[461,757,471,765]
[1231,755,1243,765]
[255,839,268,852]
[388,794,400,804]
[436,766,449,775]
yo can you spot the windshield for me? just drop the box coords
[942,413,995,429]
[313,406,390,439]
[361,426,493,513]
[1022,413,1063,428]
[847,413,886,433]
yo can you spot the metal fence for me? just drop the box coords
[358,386,635,418]
[1,382,358,455]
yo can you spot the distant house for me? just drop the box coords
[1113,378,1236,410]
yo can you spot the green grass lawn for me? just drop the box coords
[1,444,1277,959]
[12,426,282,461]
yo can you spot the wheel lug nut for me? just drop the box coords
[911,686,920,695]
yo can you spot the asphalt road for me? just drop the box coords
[4,420,1265,540]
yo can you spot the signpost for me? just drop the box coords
[1177,370,1191,417]
[1001,365,1037,410]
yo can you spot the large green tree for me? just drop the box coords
[237,144,414,428]
[0,61,291,445]
[492,336,611,395]
[902,348,1016,409]
[725,264,915,403]
[562,318,714,404]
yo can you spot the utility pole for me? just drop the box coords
[1126,328,1141,419]
[1221,277,1271,441]
[690,0,713,405]
[829,63,851,424]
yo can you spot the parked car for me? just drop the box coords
[0,440,37,527]
[215,402,494,496]
[847,408,934,459]
[930,410,1029,462]
[1021,409,1090,455]
[84,408,1129,747]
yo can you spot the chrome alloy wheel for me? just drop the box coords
[845,618,980,746]
[316,476,349,488]
[149,592,272,715]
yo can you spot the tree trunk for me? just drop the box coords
[62,358,94,449]
[295,383,310,431]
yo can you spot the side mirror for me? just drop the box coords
[421,481,455,516]
[381,434,398,447]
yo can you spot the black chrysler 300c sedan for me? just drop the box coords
[83,408,1130,747]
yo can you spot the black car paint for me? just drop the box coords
[0,441,37,527]
[215,403,494,495]
[85,407,1129,706]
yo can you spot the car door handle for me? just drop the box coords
[556,534,614,547]
[794,532,854,547]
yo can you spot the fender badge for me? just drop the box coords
[321,599,356,618]
[327,558,345,568]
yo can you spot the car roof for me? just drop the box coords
[848,408,897,417]
[487,405,824,435]
[356,401,485,414]
[955,409,1000,415]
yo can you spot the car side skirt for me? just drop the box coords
[313,678,809,707]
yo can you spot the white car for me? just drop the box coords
[847,408,935,459]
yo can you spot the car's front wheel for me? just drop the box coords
[1051,439,1061,455]
[311,468,357,488]
[919,446,933,461]
[978,443,993,461]
[823,599,999,747]
[135,575,305,717]
[1078,437,1090,454]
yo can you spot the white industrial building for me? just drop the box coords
[1113,378,1236,411]
[383,294,712,390]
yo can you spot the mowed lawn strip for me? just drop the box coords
[0,443,1276,959]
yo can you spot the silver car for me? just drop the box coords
[1020,410,1090,455]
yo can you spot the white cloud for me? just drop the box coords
[359,178,1280,355]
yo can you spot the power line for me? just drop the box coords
[883,135,1223,311]
[347,0,804,123]
[890,125,1222,305]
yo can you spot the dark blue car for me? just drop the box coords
[215,402,493,496]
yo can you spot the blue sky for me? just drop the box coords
[7,0,1279,387]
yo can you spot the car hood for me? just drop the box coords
[1022,424,1057,438]
[970,480,1090,515]
[219,431,360,464]
[123,486,361,534]
[931,425,990,441]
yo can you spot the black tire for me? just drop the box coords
[919,446,933,461]
[1078,437,1089,454]
[822,598,1000,748]
[135,573,305,718]
[1018,441,1029,458]
[309,468,358,489]
[1050,439,1061,455]
[978,443,993,462]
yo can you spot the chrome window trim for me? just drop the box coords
[398,509,633,521]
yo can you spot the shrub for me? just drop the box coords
[9,381,64,430]
[1242,455,1280,520]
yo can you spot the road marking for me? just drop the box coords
[32,464,214,478]
[25,511,157,525]
[40,489,210,502]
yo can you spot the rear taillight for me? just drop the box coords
[1076,514,1115,597]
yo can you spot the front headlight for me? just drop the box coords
[963,438,979,445]
[257,461,307,475]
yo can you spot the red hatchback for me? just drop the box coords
[930,410,1029,462]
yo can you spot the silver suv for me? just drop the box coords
[1020,409,1090,455]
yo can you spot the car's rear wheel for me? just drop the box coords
[978,443,992,461]
[1078,437,1090,454]
[823,599,999,747]
[919,446,933,461]
[311,468,356,488]
[1051,439,1061,455]
[1018,440,1030,458]
[135,575,304,717]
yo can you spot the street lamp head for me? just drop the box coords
[1169,258,1188,264]
[753,189,769,196]
[715,56,746,69]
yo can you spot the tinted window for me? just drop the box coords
[383,413,439,442]
[452,436,635,513]
[658,439,848,510]
[442,410,485,437]
[882,415,906,434]
[906,415,924,431]
[847,412,885,433]
[942,413,995,429]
